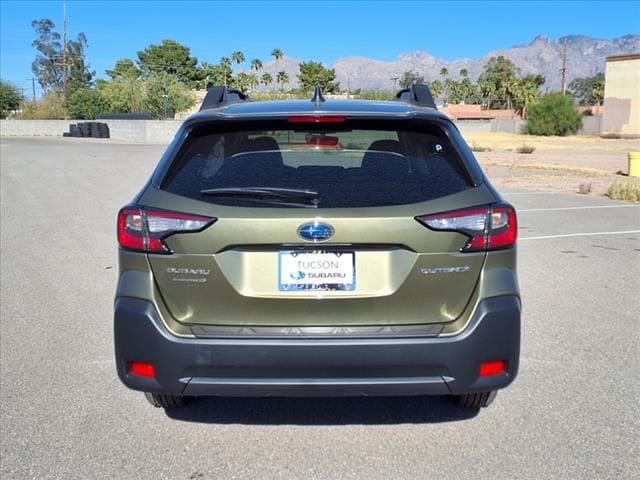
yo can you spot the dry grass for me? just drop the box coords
[605,182,640,202]
[462,132,640,153]
[480,161,610,177]
[469,141,492,152]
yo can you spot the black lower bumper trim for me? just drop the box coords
[114,296,520,397]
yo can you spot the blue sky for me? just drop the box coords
[1,0,639,93]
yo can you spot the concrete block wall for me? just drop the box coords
[0,119,183,143]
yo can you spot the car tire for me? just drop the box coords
[144,392,190,408]
[454,390,497,408]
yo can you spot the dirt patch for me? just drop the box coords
[462,133,640,200]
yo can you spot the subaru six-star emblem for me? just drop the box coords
[298,222,334,242]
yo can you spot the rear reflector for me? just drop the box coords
[117,206,215,254]
[128,362,155,378]
[288,116,345,123]
[479,360,506,377]
[416,203,517,252]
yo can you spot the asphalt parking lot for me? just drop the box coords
[1,137,639,480]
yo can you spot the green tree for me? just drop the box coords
[248,72,259,92]
[0,80,23,118]
[250,58,263,72]
[261,72,273,89]
[277,71,289,91]
[231,50,245,69]
[142,73,194,119]
[399,70,424,88]
[477,56,519,108]
[67,87,107,119]
[439,67,449,102]
[459,68,469,79]
[31,19,94,95]
[429,80,443,99]
[98,75,146,113]
[568,73,605,105]
[297,61,340,93]
[106,59,141,80]
[271,48,283,75]
[524,92,582,136]
[66,32,95,93]
[136,39,198,85]
[219,57,232,87]
[232,72,251,92]
[30,19,62,92]
[514,74,545,118]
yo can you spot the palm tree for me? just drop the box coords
[248,72,259,92]
[231,51,245,82]
[231,51,245,67]
[250,58,263,72]
[271,48,283,78]
[219,57,231,87]
[439,67,449,103]
[277,71,289,91]
[502,75,519,111]
[261,73,273,90]
[459,68,469,79]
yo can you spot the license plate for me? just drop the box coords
[278,251,355,291]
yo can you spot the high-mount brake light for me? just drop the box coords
[416,204,517,253]
[117,206,215,254]
[288,116,346,123]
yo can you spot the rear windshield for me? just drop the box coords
[161,119,472,208]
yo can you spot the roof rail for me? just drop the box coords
[394,84,437,109]
[200,86,250,111]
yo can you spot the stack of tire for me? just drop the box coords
[63,122,110,138]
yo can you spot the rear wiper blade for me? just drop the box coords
[200,187,321,206]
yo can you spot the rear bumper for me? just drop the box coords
[114,296,520,397]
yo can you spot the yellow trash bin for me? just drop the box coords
[629,151,640,177]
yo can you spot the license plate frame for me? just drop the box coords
[278,250,355,292]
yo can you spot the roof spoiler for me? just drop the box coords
[200,86,250,111]
[394,84,437,109]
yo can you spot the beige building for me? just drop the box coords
[602,53,640,138]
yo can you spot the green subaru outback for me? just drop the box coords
[115,85,520,409]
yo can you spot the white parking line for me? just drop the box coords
[502,192,557,196]
[519,205,640,212]
[520,230,640,241]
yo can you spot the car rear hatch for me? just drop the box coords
[128,117,502,329]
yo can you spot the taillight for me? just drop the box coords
[117,206,215,254]
[416,203,517,252]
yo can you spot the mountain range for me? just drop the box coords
[256,34,640,91]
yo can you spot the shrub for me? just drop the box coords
[605,182,640,202]
[516,144,535,154]
[470,141,491,152]
[355,90,394,101]
[67,88,109,119]
[20,90,67,119]
[524,93,582,136]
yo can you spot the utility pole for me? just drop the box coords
[560,41,567,95]
[62,2,68,107]
[28,77,36,103]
